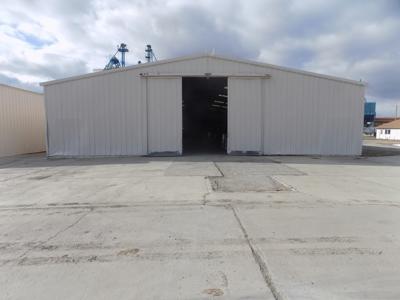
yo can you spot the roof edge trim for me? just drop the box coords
[0,83,43,95]
[40,53,366,87]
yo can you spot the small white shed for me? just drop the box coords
[41,54,365,157]
[376,120,400,140]
[0,84,46,157]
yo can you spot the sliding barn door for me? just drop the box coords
[147,77,182,155]
[227,77,263,154]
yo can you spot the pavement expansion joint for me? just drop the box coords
[230,204,284,300]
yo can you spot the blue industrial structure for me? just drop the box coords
[363,101,376,135]
[104,43,129,70]
[118,43,129,67]
[145,44,157,63]
[364,102,376,127]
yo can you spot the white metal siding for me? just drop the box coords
[43,55,364,156]
[228,77,263,153]
[263,70,364,155]
[147,77,182,154]
[0,85,45,157]
[376,129,400,140]
[45,72,146,156]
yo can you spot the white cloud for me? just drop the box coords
[0,0,399,115]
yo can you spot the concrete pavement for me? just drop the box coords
[0,152,400,299]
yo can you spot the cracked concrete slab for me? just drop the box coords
[274,175,400,202]
[1,152,400,299]
[235,204,400,299]
[164,161,222,176]
[1,259,274,299]
[215,161,304,177]
[0,209,90,261]
[0,205,274,300]
[0,176,209,206]
[208,161,300,193]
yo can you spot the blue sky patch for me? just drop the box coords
[14,31,53,49]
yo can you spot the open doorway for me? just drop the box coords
[182,77,228,154]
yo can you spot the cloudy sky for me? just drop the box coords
[1,0,399,116]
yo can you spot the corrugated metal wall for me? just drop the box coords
[0,84,45,157]
[228,77,263,154]
[45,72,146,156]
[147,77,182,154]
[262,69,364,155]
[43,55,364,156]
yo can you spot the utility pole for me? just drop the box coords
[396,104,398,119]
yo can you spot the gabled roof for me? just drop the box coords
[377,119,400,129]
[41,53,365,87]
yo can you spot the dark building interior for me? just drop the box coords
[182,77,227,154]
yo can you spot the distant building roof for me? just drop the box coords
[375,117,395,122]
[374,117,396,126]
[377,119,400,129]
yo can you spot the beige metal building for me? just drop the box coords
[0,84,46,157]
[41,54,365,156]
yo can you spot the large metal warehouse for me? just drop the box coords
[41,54,365,157]
[0,84,46,157]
